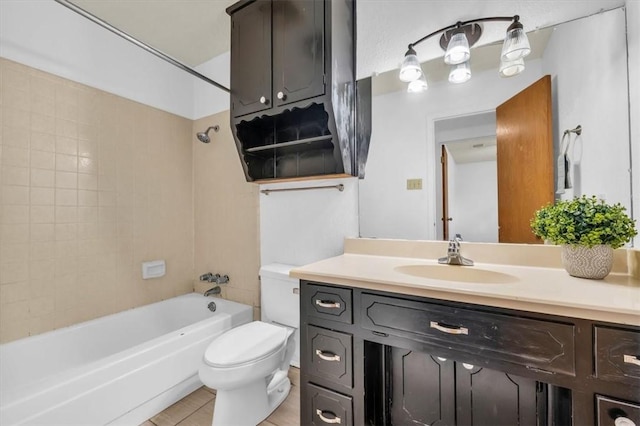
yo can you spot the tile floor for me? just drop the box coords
[140,368,300,426]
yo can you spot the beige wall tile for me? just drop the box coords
[2,166,29,186]
[1,59,196,344]
[31,150,55,170]
[193,111,260,310]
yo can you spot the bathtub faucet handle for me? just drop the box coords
[216,275,229,284]
[199,272,220,283]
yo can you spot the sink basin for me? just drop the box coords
[394,264,519,284]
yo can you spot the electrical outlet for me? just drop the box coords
[406,178,423,190]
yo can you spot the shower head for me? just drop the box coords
[197,125,219,143]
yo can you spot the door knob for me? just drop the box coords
[259,96,269,105]
[277,91,286,100]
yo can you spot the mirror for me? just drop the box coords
[358,7,633,243]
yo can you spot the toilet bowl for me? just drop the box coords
[198,264,299,426]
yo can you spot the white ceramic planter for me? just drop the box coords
[561,245,614,280]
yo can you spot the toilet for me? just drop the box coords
[198,264,299,426]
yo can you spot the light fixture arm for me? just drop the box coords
[407,15,519,51]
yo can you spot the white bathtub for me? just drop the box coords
[0,293,252,426]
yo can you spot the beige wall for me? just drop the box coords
[0,58,194,343]
[192,111,261,320]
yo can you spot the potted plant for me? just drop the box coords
[530,195,637,279]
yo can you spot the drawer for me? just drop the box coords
[307,325,353,388]
[306,283,352,324]
[597,395,640,426]
[595,326,640,385]
[361,293,576,376]
[306,383,353,426]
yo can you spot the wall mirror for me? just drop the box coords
[358,6,632,243]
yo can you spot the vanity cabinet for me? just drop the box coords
[300,280,640,426]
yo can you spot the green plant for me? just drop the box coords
[531,195,637,249]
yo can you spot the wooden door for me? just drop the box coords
[441,144,451,240]
[230,1,272,117]
[496,75,553,243]
[272,0,325,107]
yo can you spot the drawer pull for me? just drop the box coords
[316,409,342,424]
[315,349,341,362]
[430,321,468,335]
[623,354,640,367]
[316,300,341,309]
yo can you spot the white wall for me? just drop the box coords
[454,161,499,242]
[542,8,631,211]
[259,178,359,266]
[627,0,640,247]
[0,0,228,121]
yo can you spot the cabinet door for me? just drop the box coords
[272,0,325,107]
[455,363,542,426]
[230,1,272,117]
[390,348,455,426]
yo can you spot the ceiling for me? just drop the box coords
[70,0,624,78]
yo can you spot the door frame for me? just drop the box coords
[432,108,495,241]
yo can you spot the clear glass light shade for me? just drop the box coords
[444,32,470,65]
[501,27,531,61]
[449,61,471,84]
[499,57,525,77]
[399,51,422,82]
[407,74,428,93]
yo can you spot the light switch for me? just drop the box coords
[406,178,423,190]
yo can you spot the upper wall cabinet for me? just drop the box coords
[230,0,324,117]
[227,0,370,182]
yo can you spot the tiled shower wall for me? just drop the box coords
[0,58,194,343]
[192,111,261,320]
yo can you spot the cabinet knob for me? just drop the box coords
[277,91,286,100]
[615,417,636,426]
[259,96,269,105]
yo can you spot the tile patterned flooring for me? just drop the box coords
[140,368,300,426]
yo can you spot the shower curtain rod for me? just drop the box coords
[54,0,230,93]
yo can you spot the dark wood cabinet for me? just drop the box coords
[300,280,640,426]
[229,0,272,117]
[230,0,324,118]
[272,0,325,107]
[227,0,368,181]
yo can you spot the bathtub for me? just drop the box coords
[0,293,252,426]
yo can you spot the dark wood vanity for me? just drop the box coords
[300,280,640,426]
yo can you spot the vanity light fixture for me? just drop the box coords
[399,15,531,92]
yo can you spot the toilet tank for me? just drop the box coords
[259,264,299,328]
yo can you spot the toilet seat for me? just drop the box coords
[203,321,291,368]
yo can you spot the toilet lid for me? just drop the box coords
[204,321,289,368]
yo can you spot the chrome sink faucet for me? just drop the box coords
[438,236,474,266]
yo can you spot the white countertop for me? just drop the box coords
[291,253,640,326]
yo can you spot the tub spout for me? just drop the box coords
[204,286,221,297]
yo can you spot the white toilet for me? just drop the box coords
[198,264,299,426]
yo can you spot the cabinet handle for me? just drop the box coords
[277,91,286,100]
[623,354,640,367]
[430,321,468,335]
[315,299,341,309]
[316,409,342,424]
[259,96,269,105]
[315,349,341,362]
